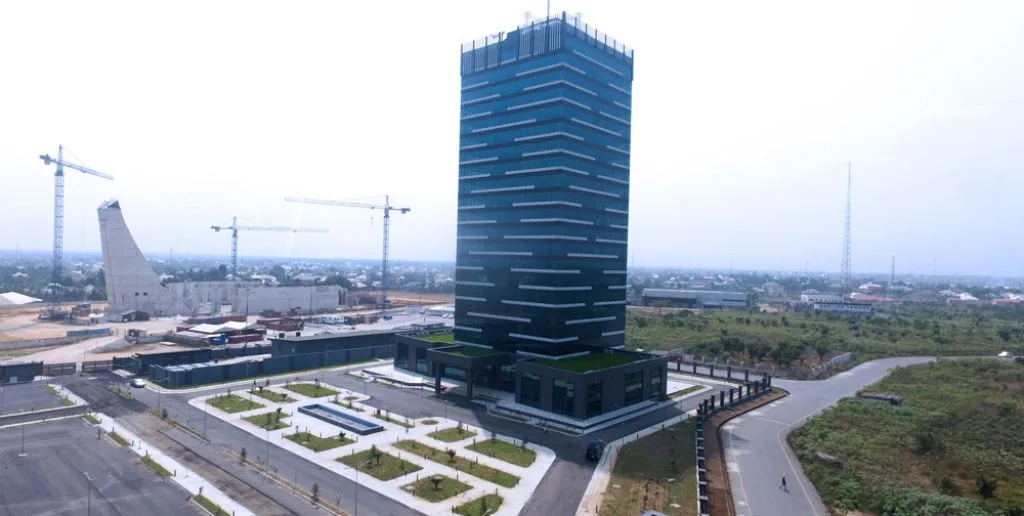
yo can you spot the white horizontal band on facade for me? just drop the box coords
[501,299,586,308]
[512,201,583,208]
[458,205,487,210]
[596,238,627,245]
[468,311,530,323]
[523,80,597,97]
[572,50,626,77]
[454,296,487,302]
[457,235,488,240]
[610,224,628,230]
[472,119,537,133]
[568,253,618,259]
[510,267,580,274]
[569,185,619,198]
[461,81,489,91]
[608,285,628,290]
[608,83,631,95]
[570,117,621,137]
[469,251,534,256]
[515,62,586,77]
[613,101,631,111]
[604,208,628,215]
[599,111,631,126]
[460,143,488,150]
[461,94,500,106]
[457,220,496,225]
[611,162,630,170]
[460,173,490,180]
[566,315,617,326]
[519,285,593,291]
[501,58,516,65]
[456,265,484,271]
[505,166,589,177]
[594,300,627,306]
[470,185,535,194]
[603,270,627,274]
[601,330,627,336]
[597,174,629,185]
[460,111,492,121]
[606,145,629,155]
[507,97,591,111]
[456,281,495,287]
[508,333,578,344]
[514,131,584,142]
[522,149,596,161]
[504,234,587,241]
[453,325,483,333]
[521,217,594,226]
[459,157,498,165]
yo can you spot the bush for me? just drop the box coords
[976,476,998,499]
[938,476,960,496]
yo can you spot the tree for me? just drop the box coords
[275,407,283,422]
[456,421,464,435]
[521,437,528,450]
[337,430,346,441]
[446,448,456,463]
[370,444,381,466]
[311,483,320,503]
[977,476,998,498]
[430,476,443,491]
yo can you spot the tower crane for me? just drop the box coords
[39,145,114,319]
[210,217,328,278]
[284,196,410,307]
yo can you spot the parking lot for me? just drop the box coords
[0,418,200,516]
[0,382,66,416]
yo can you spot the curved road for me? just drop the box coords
[724,357,936,516]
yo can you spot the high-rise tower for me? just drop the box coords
[454,13,634,357]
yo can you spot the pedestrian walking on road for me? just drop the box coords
[780,475,788,492]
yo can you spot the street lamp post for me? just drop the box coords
[19,423,26,457]
[84,472,93,516]
[354,459,371,516]
[265,426,270,476]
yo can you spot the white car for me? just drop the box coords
[130,378,146,388]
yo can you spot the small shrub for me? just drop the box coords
[311,483,319,503]
[938,476,960,495]
[977,476,998,499]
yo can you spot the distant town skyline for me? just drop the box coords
[2,1,1023,276]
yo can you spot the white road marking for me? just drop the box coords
[729,425,753,513]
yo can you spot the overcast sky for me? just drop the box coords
[1,1,1021,276]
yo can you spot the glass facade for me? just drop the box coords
[521,372,542,407]
[624,370,643,405]
[552,378,576,415]
[454,13,634,357]
[586,380,603,418]
[650,368,662,400]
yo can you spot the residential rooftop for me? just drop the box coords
[534,352,640,373]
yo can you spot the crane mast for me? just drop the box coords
[210,217,328,278]
[284,195,410,307]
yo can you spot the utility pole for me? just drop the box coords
[84,472,94,516]
[840,162,852,296]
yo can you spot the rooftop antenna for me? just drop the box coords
[840,162,852,296]
[547,0,551,19]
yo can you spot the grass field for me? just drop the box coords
[466,439,536,468]
[83,414,100,425]
[599,419,697,516]
[419,333,455,343]
[454,494,503,516]
[626,306,1024,376]
[283,383,337,398]
[331,400,365,412]
[140,455,173,477]
[790,359,1024,515]
[670,385,705,398]
[402,475,472,502]
[108,431,129,446]
[369,412,414,428]
[207,394,263,413]
[394,440,519,488]
[427,427,476,443]
[337,449,421,481]
[249,389,295,403]
[243,411,290,431]
[535,353,639,373]
[284,431,353,452]
[194,494,226,515]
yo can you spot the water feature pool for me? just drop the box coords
[298,404,384,435]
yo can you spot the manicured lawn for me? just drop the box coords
[60,397,74,406]
[419,333,454,343]
[421,419,439,425]
[450,346,497,357]
[194,494,227,515]
[337,449,421,481]
[535,353,638,373]
[343,395,360,401]
[670,384,705,398]
[369,412,414,428]
[140,455,173,477]
[249,389,295,403]
[207,394,264,413]
[83,414,101,425]
[394,440,519,488]
[243,412,289,431]
[466,439,536,467]
[284,431,354,452]
[108,431,129,446]
[455,494,504,516]
[402,475,472,502]
[283,383,338,398]
[427,427,477,443]
[599,419,697,516]
[331,400,365,412]
[43,384,59,396]
[790,359,1024,515]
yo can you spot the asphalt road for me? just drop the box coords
[724,357,936,516]
[0,382,65,416]
[71,366,717,516]
[0,417,201,516]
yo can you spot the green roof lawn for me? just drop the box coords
[535,353,639,373]
[419,333,454,343]
[450,346,498,357]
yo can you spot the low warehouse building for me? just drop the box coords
[641,289,748,308]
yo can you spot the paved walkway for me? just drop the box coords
[191,380,556,516]
[724,357,935,516]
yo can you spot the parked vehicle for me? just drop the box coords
[585,440,606,461]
